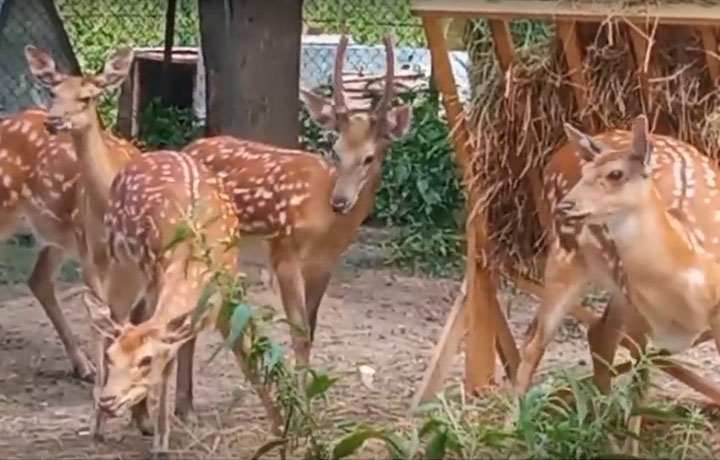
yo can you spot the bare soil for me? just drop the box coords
[0,228,717,459]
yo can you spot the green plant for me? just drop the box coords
[137,98,203,150]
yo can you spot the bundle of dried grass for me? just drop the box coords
[464,14,720,281]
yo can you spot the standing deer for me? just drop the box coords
[83,150,278,455]
[23,45,196,439]
[515,115,720,402]
[182,34,412,376]
[0,108,137,381]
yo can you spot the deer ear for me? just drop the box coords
[24,45,65,88]
[93,46,134,90]
[82,290,121,339]
[300,88,338,130]
[630,114,652,166]
[564,122,603,162]
[383,105,412,141]
[161,312,193,344]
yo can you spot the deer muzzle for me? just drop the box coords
[44,116,70,134]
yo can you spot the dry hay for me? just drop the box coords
[464,10,720,280]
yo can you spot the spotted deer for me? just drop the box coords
[82,151,276,455]
[182,34,412,373]
[0,108,138,381]
[23,45,196,437]
[515,115,720,401]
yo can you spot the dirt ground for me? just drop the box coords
[0,227,718,459]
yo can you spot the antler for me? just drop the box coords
[374,34,395,123]
[333,34,350,126]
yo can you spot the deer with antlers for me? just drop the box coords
[514,115,720,403]
[23,45,197,439]
[181,34,412,376]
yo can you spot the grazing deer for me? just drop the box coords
[85,151,277,455]
[23,45,196,437]
[182,34,412,374]
[515,115,720,399]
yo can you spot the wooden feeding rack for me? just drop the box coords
[410,0,720,408]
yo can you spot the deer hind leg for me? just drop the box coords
[28,245,94,381]
[515,244,588,395]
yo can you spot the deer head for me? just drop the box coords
[24,45,134,134]
[300,34,413,214]
[90,304,195,416]
[556,115,654,224]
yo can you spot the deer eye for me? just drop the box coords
[138,356,152,368]
[79,96,92,104]
[606,170,624,182]
[363,155,374,165]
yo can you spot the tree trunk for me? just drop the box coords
[198,0,303,148]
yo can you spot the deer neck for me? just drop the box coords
[70,107,119,208]
[605,187,698,278]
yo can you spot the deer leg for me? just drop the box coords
[28,245,94,381]
[303,267,332,343]
[127,298,154,437]
[99,261,152,438]
[272,250,310,368]
[216,315,283,435]
[515,245,588,395]
[174,338,196,422]
[587,294,629,394]
[151,358,175,459]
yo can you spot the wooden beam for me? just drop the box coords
[412,0,720,27]
[410,278,467,408]
[699,26,720,86]
[556,20,593,132]
[628,23,652,114]
[422,15,516,395]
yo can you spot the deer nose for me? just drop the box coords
[331,197,349,213]
[555,199,576,216]
[98,394,117,412]
[44,116,63,134]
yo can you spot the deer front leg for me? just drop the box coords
[29,245,95,381]
[174,338,196,422]
[515,244,588,395]
[303,266,332,343]
[271,248,310,368]
[151,358,175,459]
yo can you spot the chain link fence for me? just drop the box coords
[0,0,436,118]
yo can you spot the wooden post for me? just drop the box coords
[488,19,551,231]
[699,26,720,86]
[556,20,593,132]
[416,15,519,400]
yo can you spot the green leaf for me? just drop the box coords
[266,342,285,371]
[163,221,193,253]
[306,372,339,400]
[251,438,289,460]
[424,429,447,460]
[382,431,411,460]
[225,302,254,348]
[192,281,218,327]
[332,429,382,459]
